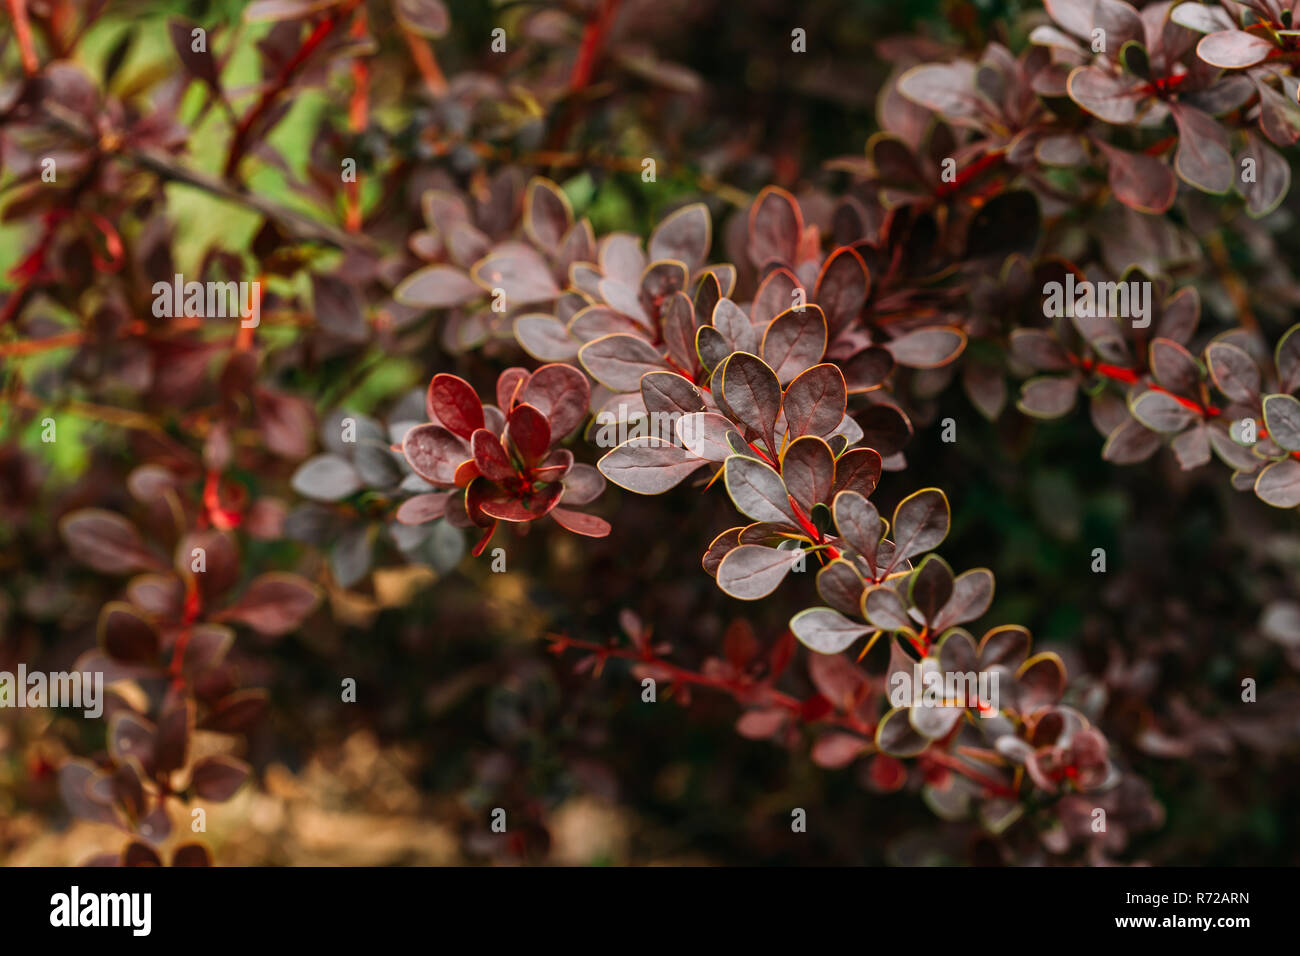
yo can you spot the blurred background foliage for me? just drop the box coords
[2,0,1299,865]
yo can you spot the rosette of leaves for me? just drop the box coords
[742,186,970,396]
[1037,0,1262,202]
[288,399,465,588]
[1178,0,1300,196]
[787,488,958,653]
[397,364,608,553]
[994,705,1117,794]
[1121,330,1260,471]
[1010,273,1205,455]
[890,45,1067,203]
[395,175,591,352]
[899,701,1117,831]
[598,350,887,599]
[1131,320,1300,506]
[874,618,1070,753]
[517,199,730,390]
[869,616,1112,829]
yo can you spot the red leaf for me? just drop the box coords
[505,403,552,466]
[471,428,516,482]
[427,373,485,439]
[550,507,612,537]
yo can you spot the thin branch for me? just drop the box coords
[5,0,39,75]
[223,0,363,180]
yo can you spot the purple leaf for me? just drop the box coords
[515,314,579,361]
[1017,376,1078,419]
[783,364,848,439]
[762,305,828,383]
[748,186,802,267]
[723,455,799,525]
[523,177,573,251]
[218,573,322,636]
[291,454,363,502]
[781,436,836,512]
[649,203,711,272]
[1130,390,1199,433]
[471,242,561,305]
[720,352,782,451]
[791,607,871,654]
[1067,66,1143,124]
[1170,103,1233,194]
[1097,142,1176,214]
[579,333,669,392]
[60,510,163,575]
[598,436,708,494]
[716,545,803,599]
[394,264,483,308]
[1196,30,1273,69]
[1256,458,1300,508]
[890,488,950,566]
[885,327,967,369]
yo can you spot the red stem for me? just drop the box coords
[935,149,1006,199]
[569,0,619,93]
[548,633,874,737]
[345,8,368,233]
[5,0,38,74]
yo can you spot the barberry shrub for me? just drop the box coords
[1,0,1298,866]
